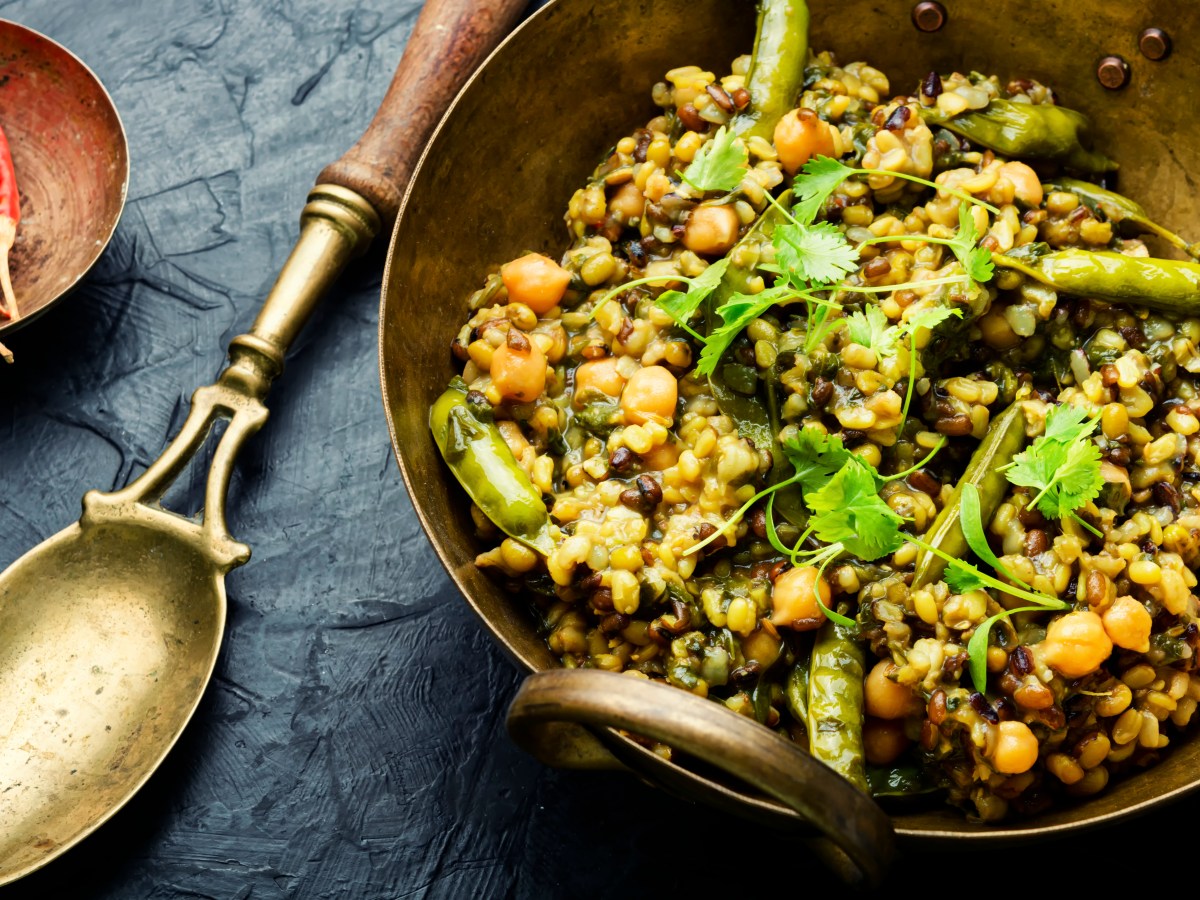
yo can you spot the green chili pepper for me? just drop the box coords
[429,379,554,556]
[731,0,809,141]
[785,654,811,725]
[1043,177,1200,260]
[919,99,1116,174]
[807,620,868,793]
[912,402,1026,589]
[993,249,1200,314]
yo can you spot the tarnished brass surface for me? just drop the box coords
[508,669,895,887]
[382,0,1200,856]
[0,186,379,886]
[0,20,128,336]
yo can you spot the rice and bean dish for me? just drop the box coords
[429,1,1200,820]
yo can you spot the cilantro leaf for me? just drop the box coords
[695,284,794,376]
[899,305,961,336]
[681,126,748,193]
[656,257,730,327]
[945,563,988,593]
[1042,403,1094,443]
[1005,404,1104,521]
[1046,439,1105,519]
[773,221,860,285]
[792,156,853,224]
[845,304,897,356]
[948,203,995,286]
[845,304,960,363]
[804,461,904,561]
[781,428,855,494]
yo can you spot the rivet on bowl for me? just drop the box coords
[1139,27,1171,61]
[1096,54,1130,89]
[911,1,946,32]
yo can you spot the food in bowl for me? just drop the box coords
[429,0,1200,821]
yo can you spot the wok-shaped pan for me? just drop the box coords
[381,0,1200,884]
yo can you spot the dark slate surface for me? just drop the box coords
[0,1,1195,897]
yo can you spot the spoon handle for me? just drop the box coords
[237,0,528,381]
[89,0,527,564]
[317,0,529,230]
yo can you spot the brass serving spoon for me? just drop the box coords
[0,0,525,884]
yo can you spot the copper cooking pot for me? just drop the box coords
[380,0,1200,884]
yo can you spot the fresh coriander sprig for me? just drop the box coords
[906,536,1065,609]
[1001,404,1105,535]
[792,156,1000,225]
[695,286,840,377]
[705,423,1066,643]
[853,203,994,290]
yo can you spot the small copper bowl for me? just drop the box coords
[382,0,1200,883]
[0,20,128,336]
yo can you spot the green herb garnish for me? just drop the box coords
[1003,404,1104,529]
[681,126,748,193]
[791,155,1001,225]
[959,482,1030,588]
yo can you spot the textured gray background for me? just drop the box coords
[0,0,1194,897]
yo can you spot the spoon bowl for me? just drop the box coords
[0,20,128,333]
[0,517,223,881]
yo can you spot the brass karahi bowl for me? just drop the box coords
[381,0,1200,883]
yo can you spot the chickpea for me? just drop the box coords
[773,107,836,175]
[620,365,678,425]
[865,660,922,719]
[609,182,646,221]
[501,252,572,314]
[1102,595,1152,653]
[573,357,626,407]
[997,161,1043,208]
[741,627,782,669]
[990,720,1040,774]
[683,205,741,256]
[491,334,547,402]
[769,566,829,631]
[864,717,911,765]
[1041,610,1113,679]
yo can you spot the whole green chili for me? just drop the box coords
[919,99,1116,174]
[731,0,809,141]
[429,378,555,556]
[993,249,1200,313]
[807,620,869,793]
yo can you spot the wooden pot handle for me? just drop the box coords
[507,669,896,888]
[316,0,527,229]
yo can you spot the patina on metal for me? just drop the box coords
[0,0,526,885]
[0,20,128,339]
[381,0,1200,882]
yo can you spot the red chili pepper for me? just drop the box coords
[0,121,19,326]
